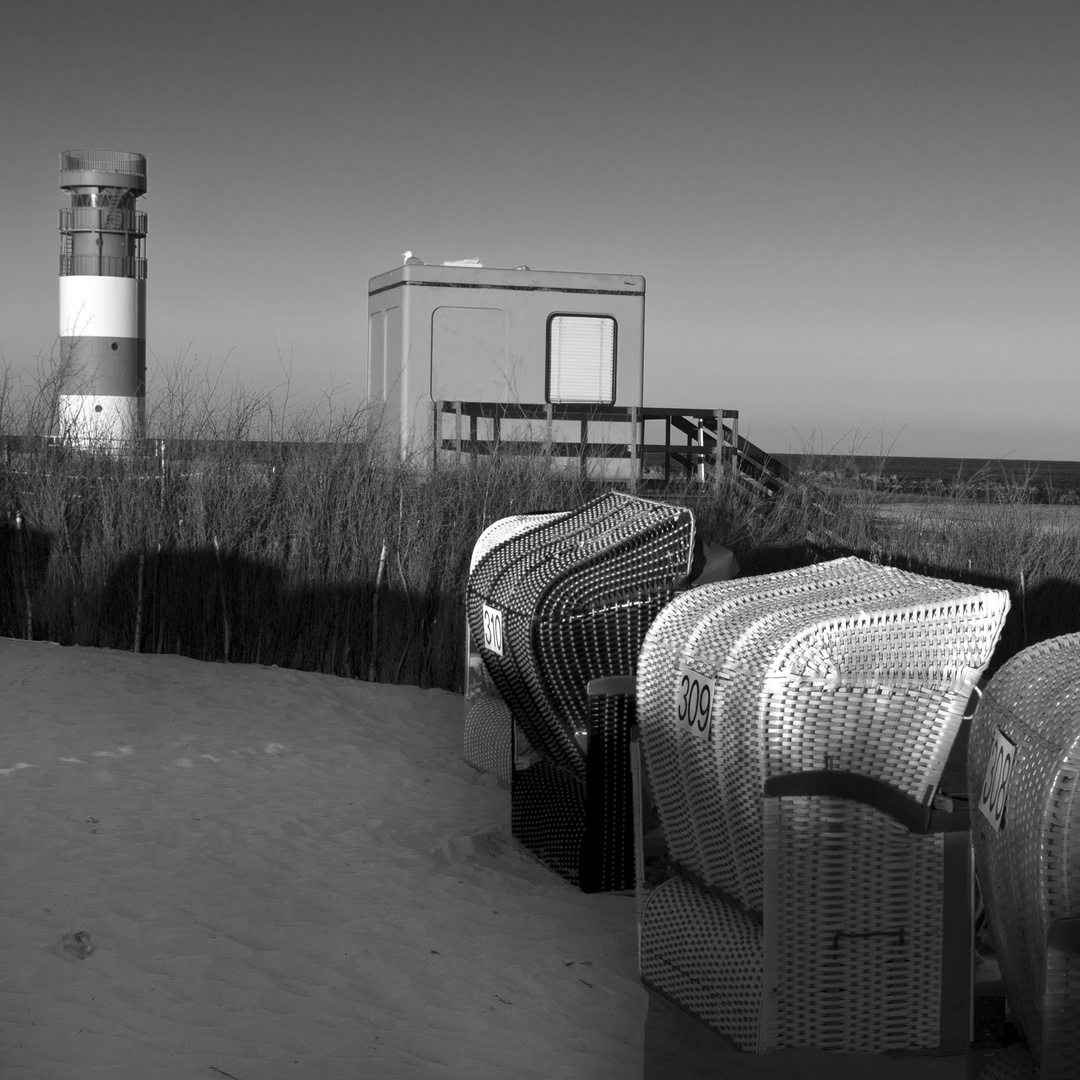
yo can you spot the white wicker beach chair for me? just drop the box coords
[465,492,695,891]
[968,633,1080,1080]
[636,556,1011,1055]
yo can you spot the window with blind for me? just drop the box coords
[546,314,616,404]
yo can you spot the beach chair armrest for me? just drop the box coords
[1047,916,1080,954]
[763,770,970,834]
[587,675,637,698]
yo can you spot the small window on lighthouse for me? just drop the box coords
[547,315,616,405]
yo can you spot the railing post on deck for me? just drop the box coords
[696,418,706,484]
[432,400,442,473]
[629,405,639,493]
[730,411,740,480]
[454,401,463,464]
[664,416,671,486]
[714,410,724,491]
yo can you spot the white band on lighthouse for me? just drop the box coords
[60,277,145,341]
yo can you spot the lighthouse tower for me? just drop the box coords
[58,150,147,444]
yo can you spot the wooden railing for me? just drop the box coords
[0,404,791,495]
[432,401,790,493]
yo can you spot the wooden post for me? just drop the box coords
[714,409,724,491]
[629,405,639,493]
[664,416,671,486]
[630,725,646,931]
[580,415,589,480]
[432,400,442,473]
[454,401,462,464]
[14,511,32,640]
[730,411,740,481]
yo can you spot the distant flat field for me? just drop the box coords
[872,500,1080,531]
[774,455,1080,494]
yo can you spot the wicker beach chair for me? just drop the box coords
[463,514,562,785]
[465,491,695,891]
[967,633,1080,1080]
[636,556,1010,1055]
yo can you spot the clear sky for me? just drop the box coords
[2,1,1077,459]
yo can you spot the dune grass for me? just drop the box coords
[3,365,1079,689]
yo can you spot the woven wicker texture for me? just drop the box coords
[636,556,1010,1053]
[463,514,562,782]
[511,759,587,885]
[580,691,636,892]
[968,633,1080,1080]
[468,514,562,573]
[462,694,513,785]
[637,555,1010,910]
[640,875,765,1050]
[976,1044,1038,1080]
[762,797,949,1052]
[510,688,639,892]
[467,492,695,783]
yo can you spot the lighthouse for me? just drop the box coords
[58,150,147,444]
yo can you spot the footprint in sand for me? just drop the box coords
[0,762,37,776]
[92,746,136,759]
[172,753,222,768]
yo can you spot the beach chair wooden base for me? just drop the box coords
[644,985,968,1079]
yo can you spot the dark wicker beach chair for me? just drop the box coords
[635,556,1010,1055]
[967,633,1080,1080]
[464,491,695,892]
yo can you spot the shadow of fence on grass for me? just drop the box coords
[13,527,1078,697]
[0,517,52,640]
[69,546,466,692]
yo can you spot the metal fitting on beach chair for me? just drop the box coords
[635,556,1011,1055]
[967,633,1080,1080]
[464,491,695,891]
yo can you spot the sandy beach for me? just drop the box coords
[0,640,645,1079]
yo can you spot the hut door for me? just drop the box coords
[431,306,511,402]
